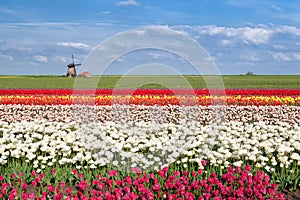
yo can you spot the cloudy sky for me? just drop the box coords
[0,0,300,75]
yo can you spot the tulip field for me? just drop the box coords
[0,76,300,199]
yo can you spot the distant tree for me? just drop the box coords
[246,71,254,76]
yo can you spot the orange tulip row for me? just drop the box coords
[0,94,299,106]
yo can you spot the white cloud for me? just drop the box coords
[116,0,139,6]
[273,53,291,61]
[293,53,300,61]
[148,52,162,59]
[174,25,273,45]
[224,0,259,8]
[221,40,232,46]
[54,56,67,63]
[148,52,175,59]
[174,24,300,48]
[189,25,273,45]
[240,52,259,61]
[101,11,111,15]
[16,47,32,51]
[273,44,285,49]
[115,57,125,63]
[275,25,300,36]
[0,7,17,15]
[240,27,273,45]
[0,53,13,61]
[34,55,48,63]
[29,62,38,66]
[57,42,90,50]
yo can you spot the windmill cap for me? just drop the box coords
[67,63,75,67]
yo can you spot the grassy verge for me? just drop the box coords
[0,75,299,88]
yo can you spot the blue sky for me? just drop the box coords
[0,0,300,75]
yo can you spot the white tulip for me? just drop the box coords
[291,152,300,161]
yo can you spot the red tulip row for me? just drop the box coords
[0,88,299,96]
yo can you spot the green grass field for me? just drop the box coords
[0,75,299,89]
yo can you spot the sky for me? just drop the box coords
[0,0,300,75]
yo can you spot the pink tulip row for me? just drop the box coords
[0,165,286,200]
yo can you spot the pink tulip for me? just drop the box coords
[108,170,118,177]
[47,185,54,193]
[11,173,16,179]
[201,160,207,167]
[21,182,28,190]
[31,171,37,177]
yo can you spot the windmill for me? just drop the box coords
[66,54,81,77]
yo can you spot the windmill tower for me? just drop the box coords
[66,54,81,77]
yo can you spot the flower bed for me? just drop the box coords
[1,104,300,125]
[1,88,300,96]
[0,89,299,199]
[0,89,300,106]
[0,165,285,199]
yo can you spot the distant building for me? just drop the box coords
[78,71,91,77]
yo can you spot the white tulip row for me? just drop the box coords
[1,117,299,172]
